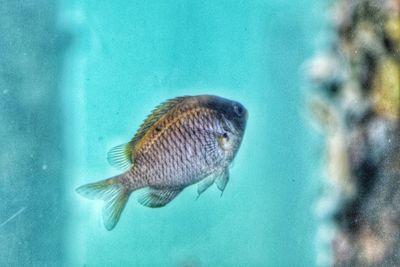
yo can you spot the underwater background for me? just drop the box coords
[1,0,330,266]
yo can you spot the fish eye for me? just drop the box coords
[233,104,244,116]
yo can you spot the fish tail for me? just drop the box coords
[76,174,130,231]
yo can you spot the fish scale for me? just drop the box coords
[76,95,247,230]
[151,125,204,185]
[135,108,217,186]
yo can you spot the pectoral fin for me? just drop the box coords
[138,188,183,208]
[215,168,229,195]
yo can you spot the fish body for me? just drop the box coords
[76,95,248,230]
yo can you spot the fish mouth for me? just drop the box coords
[241,113,248,134]
[237,105,248,131]
[243,108,249,121]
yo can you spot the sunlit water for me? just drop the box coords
[61,1,326,266]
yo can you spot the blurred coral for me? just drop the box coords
[308,0,400,266]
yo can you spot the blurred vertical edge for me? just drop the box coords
[307,0,400,266]
[0,0,70,266]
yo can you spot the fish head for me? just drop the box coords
[225,100,248,134]
[201,95,248,160]
[205,95,247,131]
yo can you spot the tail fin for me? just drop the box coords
[76,175,130,231]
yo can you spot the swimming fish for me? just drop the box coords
[76,95,248,230]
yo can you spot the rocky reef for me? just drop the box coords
[308,0,400,266]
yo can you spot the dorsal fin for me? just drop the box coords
[130,96,189,149]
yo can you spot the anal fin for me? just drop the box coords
[197,175,215,198]
[138,188,183,208]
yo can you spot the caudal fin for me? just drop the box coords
[76,176,130,231]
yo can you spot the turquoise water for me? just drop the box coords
[61,1,325,266]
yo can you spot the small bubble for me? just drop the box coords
[3,89,8,94]
[42,164,48,170]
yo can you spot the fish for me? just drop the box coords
[76,95,248,230]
